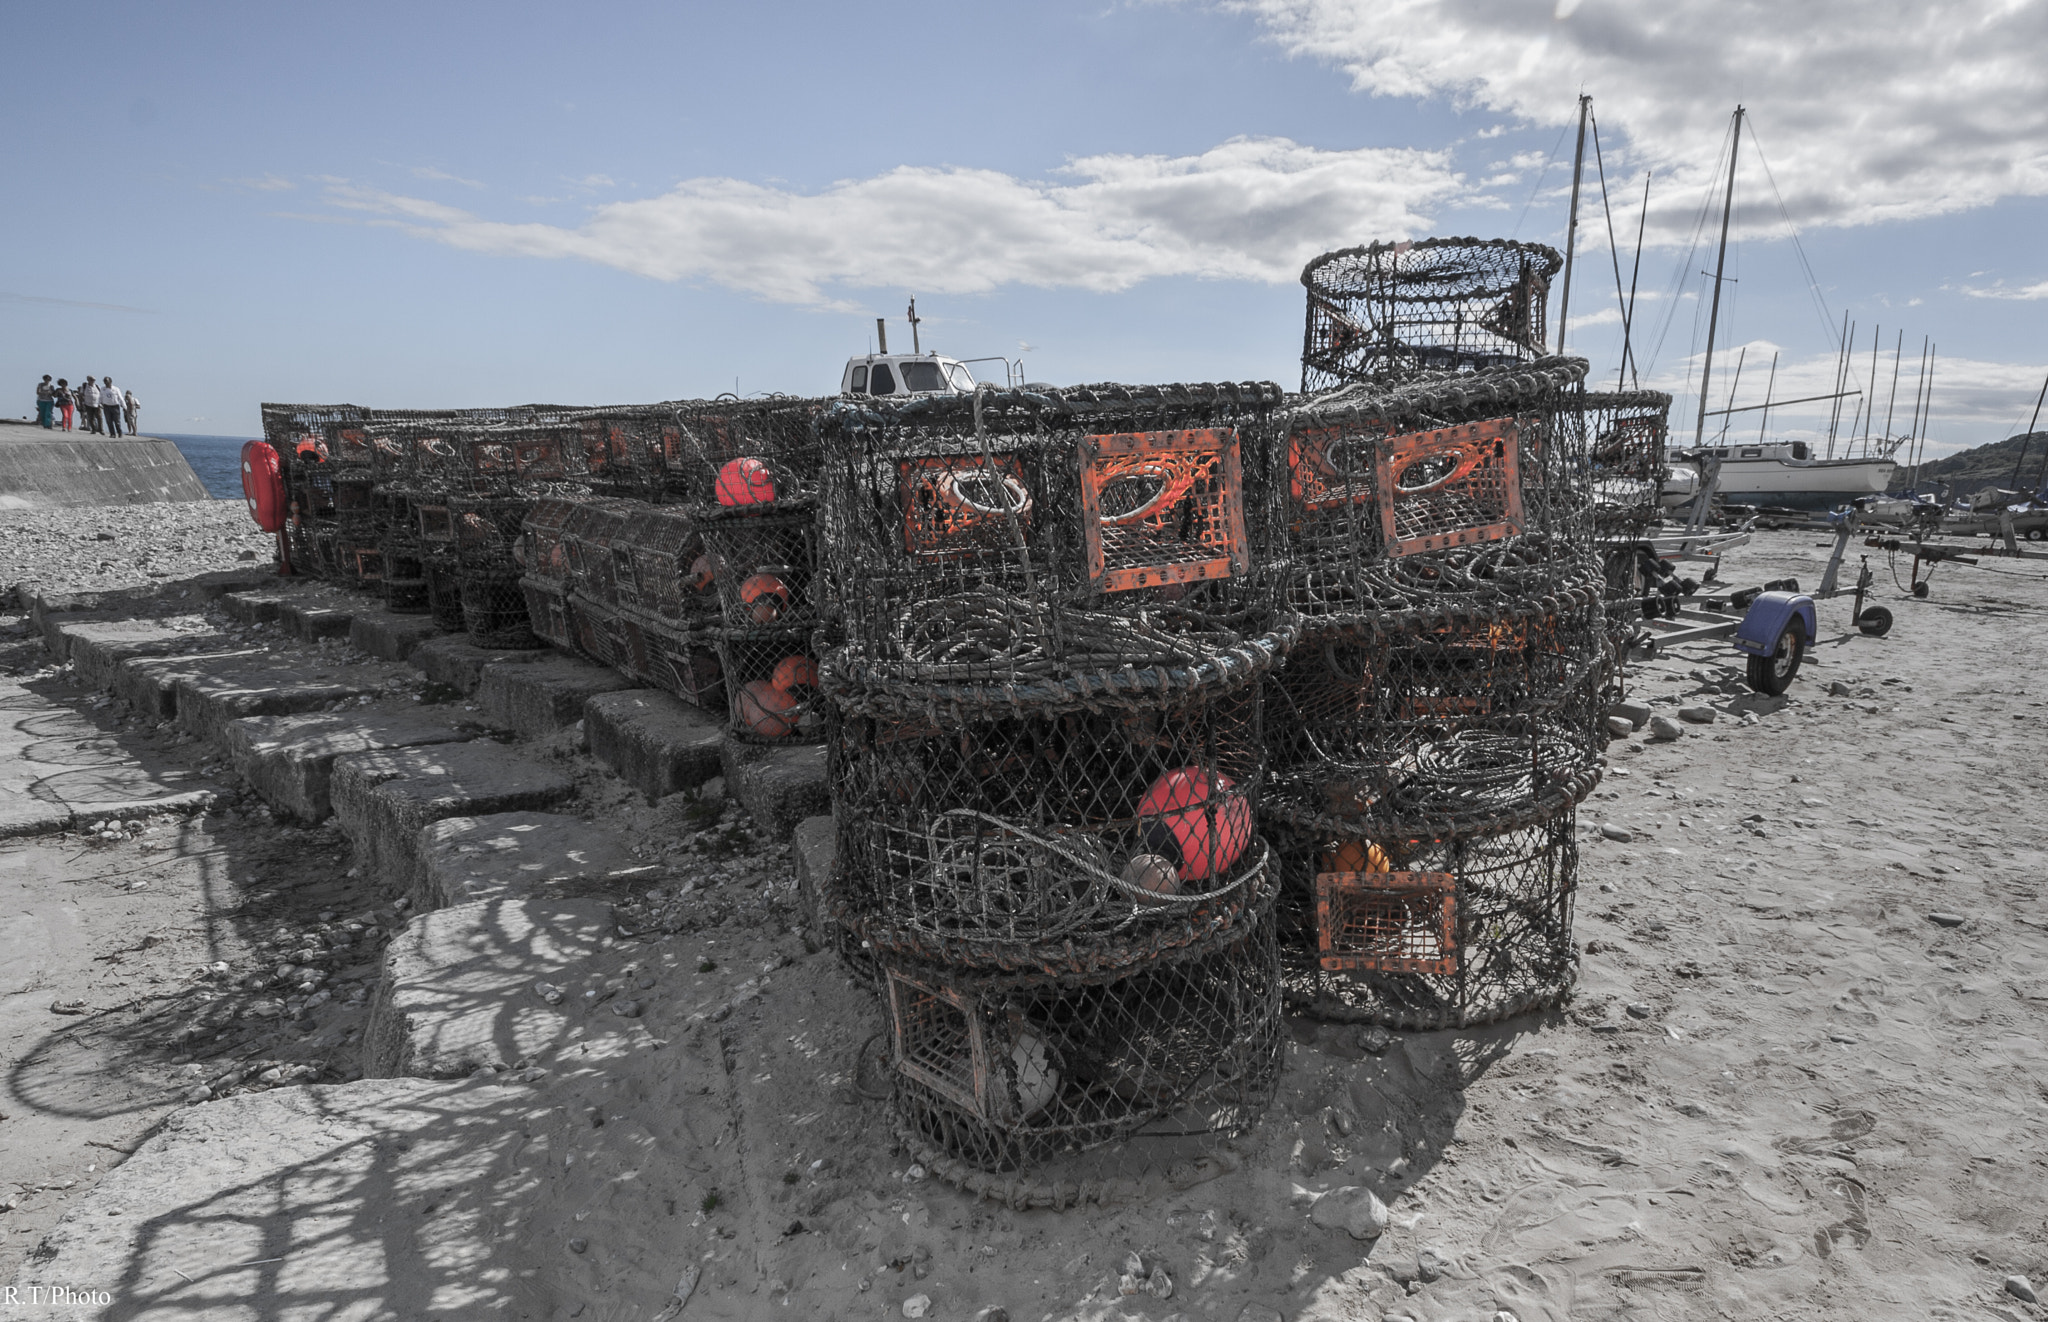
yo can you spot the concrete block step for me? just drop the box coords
[364,897,612,1078]
[584,689,723,803]
[331,741,576,894]
[721,738,830,841]
[13,1079,539,1316]
[417,811,657,910]
[112,647,267,722]
[478,653,638,738]
[223,709,477,823]
[174,662,386,748]
[278,598,355,641]
[59,616,232,692]
[410,634,545,696]
[349,608,443,662]
[219,587,305,625]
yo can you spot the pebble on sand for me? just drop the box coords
[1928,912,1966,928]
[1600,823,1633,843]
[1308,1186,1390,1240]
[2006,1275,2038,1303]
[1647,714,1685,741]
[902,1294,933,1318]
[1604,715,1635,737]
[1677,705,1717,724]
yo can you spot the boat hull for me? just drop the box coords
[1684,456,1897,511]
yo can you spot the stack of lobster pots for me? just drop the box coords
[1261,237,1608,1030]
[814,382,1294,1204]
[1582,390,1678,671]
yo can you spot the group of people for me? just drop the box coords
[34,375,140,436]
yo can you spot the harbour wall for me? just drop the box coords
[0,425,215,509]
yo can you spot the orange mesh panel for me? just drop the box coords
[899,455,1032,558]
[1078,428,1249,591]
[1376,418,1522,556]
[1315,871,1457,975]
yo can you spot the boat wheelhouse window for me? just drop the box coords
[899,361,946,393]
[1791,442,1809,459]
[1740,447,1762,458]
[945,361,976,392]
[870,363,897,396]
[849,365,868,393]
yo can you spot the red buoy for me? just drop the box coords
[1137,768,1252,882]
[715,457,777,507]
[735,679,801,738]
[240,441,286,533]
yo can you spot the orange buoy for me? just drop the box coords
[715,457,777,507]
[240,441,286,533]
[1321,839,1391,874]
[686,551,721,593]
[739,570,795,624]
[735,679,801,739]
[1136,768,1251,882]
[771,655,819,692]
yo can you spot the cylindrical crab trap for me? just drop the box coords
[880,916,1281,1204]
[1299,238,1561,391]
[824,658,1281,978]
[1265,807,1579,1030]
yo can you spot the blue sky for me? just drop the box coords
[5,0,2046,458]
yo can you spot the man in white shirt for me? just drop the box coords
[78,377,102,434]
[99,378,124,437]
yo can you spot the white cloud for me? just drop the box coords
[314,137,1465,306]
[1961,279,2048,301]
[410,165,485,188]
[1232,0,2048,235]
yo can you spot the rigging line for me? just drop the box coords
[1643,112,1737,379]
[1512,120,1575,240]
[1906,336,1930,487]
[1882,329,1904,449]
[1623,170,1651,391]
[1743,120,1841,347]
[1590,115,1638,388]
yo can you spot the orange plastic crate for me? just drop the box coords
[1315,870,1457,975]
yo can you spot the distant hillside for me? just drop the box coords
[1899,432,2048,495]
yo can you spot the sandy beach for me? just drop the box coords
[1,525,2044,1321]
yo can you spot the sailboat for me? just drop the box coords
[1661,107,1899,512]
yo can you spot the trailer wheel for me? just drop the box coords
[1747,615,1807,695]
[1856,606,1893,637]
[1912,581,1930,599]
[2027,527,2045,542]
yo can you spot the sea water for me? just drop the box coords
[158,433,252,500]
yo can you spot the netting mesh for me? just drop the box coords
[1300,238,1561,391]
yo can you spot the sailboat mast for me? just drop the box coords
[1555,94,1592,354]
[1757,350,1779,444]
[1692,105,1744,449]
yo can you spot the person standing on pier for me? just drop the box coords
[122,387,138,436]
[35,376,55,428]
[77,378,102,434]
[99,377,125,437]
[55,379,75,431]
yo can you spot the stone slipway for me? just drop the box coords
[331,742,576,894]
[364,897,613,1077]
[56,616,233,693]
[417,810,654,909]
[478,652,638,738]
[222,708,478,823]
[0,680,218,837]
[12,1080,543,1321]
[584,688,722,802]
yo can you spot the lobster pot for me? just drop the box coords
[424,553,466,632]
[1266,807,1579,1030]
[373,489,430,612]
[882,917,1280,1194]
[696,506,819,631]
[557,498,647,605]
[612,506,716,626]
[1585,390,1673,542]
[827,670,1271,978]
[713,625,822,744]
[450,493,534,582]
[521,576,575,655]
[460,570,541,650]
[818,384,1284,687]
[1299,238,1560,390]
[566,407,670,498]
[667,398,827,506]
[1265,594,1607,824]
[522,499,577,586]
[331,472,384,590]
[621,611,725,709]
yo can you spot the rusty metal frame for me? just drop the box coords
[1375,418,1523,557]
[1077,428,1249,592]
[1315,870,1457,975]
[887,970,990,1119]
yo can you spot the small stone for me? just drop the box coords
[1416,1246,1449,1282]
[1357,1025,1393,1055]
[1147,1265,1174,1299]
[1610,700,1652,728]
[1827,680,1852,697]
[534,981,566,1005]
[1591,1023,1622,1035]
[1604,715,1635,738]
[1122,1250,1145,1278]
[902,1294,933,1319]
[1927,912,1966,928]
[977,1310,1010,1322]
[567,1237,588,1254]
[1647,715,1685,741]
[184,1085,211,1104]
[1600,823,1633,843]
[1677,705,1716,724]
[611,999,644,1019]
[1308,1186,1390,1240]
[1494,1312,1523,1322]
[1625,1002,1652,1019]
[2006,1275,2038,1304]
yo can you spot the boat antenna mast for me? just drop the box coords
[907,296,922,355]
[1693,105,1744,450]
[1555,94,1592,354]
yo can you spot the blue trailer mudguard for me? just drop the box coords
[1732,591,1817,656]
